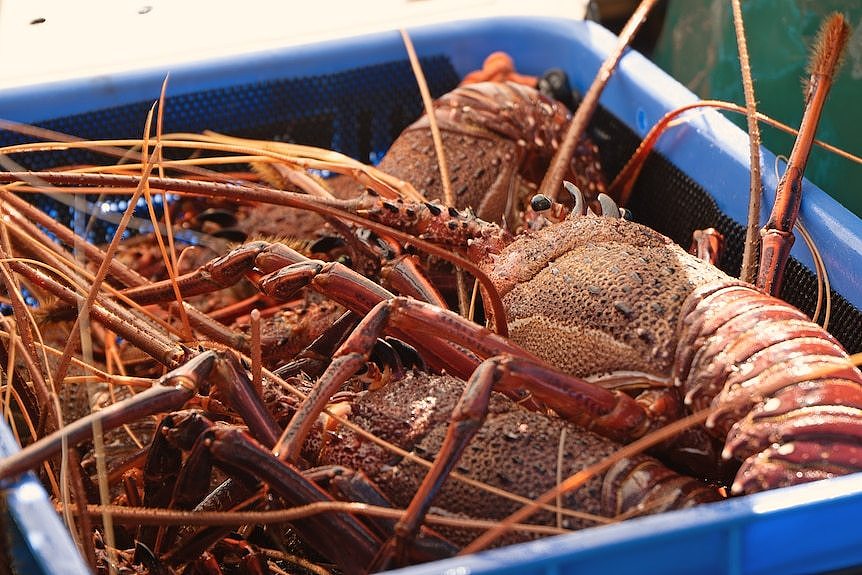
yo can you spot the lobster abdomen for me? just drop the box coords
[675,281,862,494]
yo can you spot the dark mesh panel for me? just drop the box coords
[2,55,860,353]
[0,57,461,244]
[0,56,459,165]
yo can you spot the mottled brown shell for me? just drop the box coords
[314,371,718,547]
[377,82,606,224]
[484,216,730,378]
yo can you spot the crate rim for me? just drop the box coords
[381,472,862,575]
[0,418,92,574]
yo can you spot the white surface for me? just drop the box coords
[0,0,586,90]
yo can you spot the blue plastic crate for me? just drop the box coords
[0,419,91,574]
[1,14,861,575]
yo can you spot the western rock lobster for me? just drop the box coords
[368,80,607,225]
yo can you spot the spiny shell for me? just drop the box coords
[485,216,729,377]
[315,371,716,547]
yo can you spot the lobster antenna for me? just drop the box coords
[757,13,850,296]
[400,28,454,208]
[807,12,852,90]
[607,99,862,205]
[250,309,263,397]
[401,28,474,319]
[732,0,765,284]
[538,0,661,202]
[149,74,196,342]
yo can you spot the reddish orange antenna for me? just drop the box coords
[757,13,851,296]
[806,12,852,96]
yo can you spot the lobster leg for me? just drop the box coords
[150,411,222,555]
[208,350,281,448]
[153,414,382,573]
[0,190,150,289]
[136,412,190,551]
[2,195,250,354]
[255,251,480,378]
[0,349,279,481]
[165,479,262,567]
[372,357,541,567]
[375,234,449,308]
[121,240,275,305]
[7,258,186,367]
[273,310,363,378]
[0,351,216,481]
[310,465,459,564]
[205,426,381,574]
[158,416,379,573]
[380,253,448,308]
[120,239,465,375]
[123,235,449,311]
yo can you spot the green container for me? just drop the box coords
[652,0,862,217]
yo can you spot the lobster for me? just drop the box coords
[310,369,721,550]
[10,350,716,572]
[242,182,861,495]
[367,80,607,226]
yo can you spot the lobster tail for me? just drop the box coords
[675,281,862,494]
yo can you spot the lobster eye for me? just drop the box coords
[530,194,552,212]
[538,68,576,111]
[196,208,238,227]
[212,228,248,242]
[309,235,347,253]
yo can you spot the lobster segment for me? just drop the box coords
[733,440,862,494]
[676,281,862,494]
